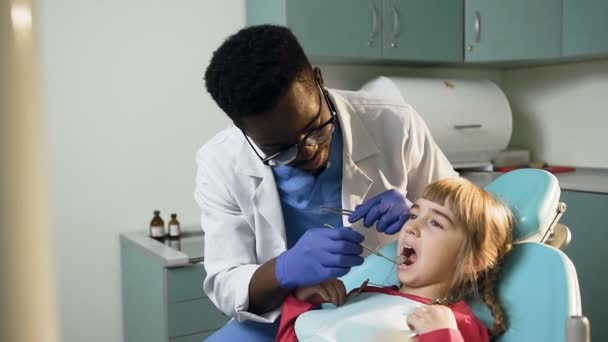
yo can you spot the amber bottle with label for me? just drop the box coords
[149,210,165,238]
[168,213,181,238]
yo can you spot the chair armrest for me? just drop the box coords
[567,316,590,342]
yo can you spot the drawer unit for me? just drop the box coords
[168,297,229,337]
[121,233,228,341]
[166,264,207,303]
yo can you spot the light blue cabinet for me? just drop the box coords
[249,1,607,64]
[247,0,462,62]
[285,0,382,60]
[560,190,608,342]
[562,0,608,57]
[121,233,229,342]
[464,0,561,62]
[381,0,463,62]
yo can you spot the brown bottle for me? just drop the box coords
[149,210,165,238]
[168,213,181,238]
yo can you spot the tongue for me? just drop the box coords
[404,253,417,266]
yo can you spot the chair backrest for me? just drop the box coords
[338,169,582,342]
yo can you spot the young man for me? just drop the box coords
[195,25,457,341]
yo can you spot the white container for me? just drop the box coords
[361,76,512,169]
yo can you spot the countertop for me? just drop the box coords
[461,167,608,194]
[120,227,204,268]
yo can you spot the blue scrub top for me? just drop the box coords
[272,122,344,248]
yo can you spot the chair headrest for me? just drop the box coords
[485,169,560,242]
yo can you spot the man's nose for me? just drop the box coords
[297,144,318,160]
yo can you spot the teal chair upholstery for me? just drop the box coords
[330,169,587,342]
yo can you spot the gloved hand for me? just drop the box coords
[348,189,413,235]
[276,227,364,289]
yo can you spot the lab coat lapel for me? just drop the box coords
[329,90,379,217]
[235,140,287,244]
[252,168,286,243]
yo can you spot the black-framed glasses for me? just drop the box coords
[241,84,337,166]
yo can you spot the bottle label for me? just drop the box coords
[150,226,164,237]
[169,224,180,237]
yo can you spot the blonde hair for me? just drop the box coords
[419,177,514,337]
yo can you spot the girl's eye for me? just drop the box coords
[430,220,444,229]
[408,213,417,220]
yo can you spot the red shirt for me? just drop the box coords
[277,286,489,342]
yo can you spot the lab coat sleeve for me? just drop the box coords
[194,148,280,323]
[403,107,458,200]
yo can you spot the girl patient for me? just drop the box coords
[277,177,514,341]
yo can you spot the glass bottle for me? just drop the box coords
[149,210,165,238]
[168,213,181,238]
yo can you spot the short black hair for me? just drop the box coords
[204,25,314,122]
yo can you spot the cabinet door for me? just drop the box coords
[382,0,462,62]
[464,0,561,62]
[560,191,608,342]
[285,0,382,59]
[563,0,608,57]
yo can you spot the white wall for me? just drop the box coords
[37,1,243,341]
[319,63,502,91]
[502,60,608,168]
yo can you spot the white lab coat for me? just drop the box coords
[194,89,457,323]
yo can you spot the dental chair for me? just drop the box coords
[296,169,590,341]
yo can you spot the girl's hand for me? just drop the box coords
[406,305,458,335]
[294,279,346,306]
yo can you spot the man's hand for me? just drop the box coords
[348,189,413,234]
[276,227,364,288]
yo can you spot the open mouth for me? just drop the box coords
[399,245,417,266]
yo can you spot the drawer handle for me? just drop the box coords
[368,0,379,46]
[474,11,481,44]
[454,124,482,130]
[390,2,400,48]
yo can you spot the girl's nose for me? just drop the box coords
[404,221,420,237]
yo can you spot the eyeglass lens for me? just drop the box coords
[268,123,334,166]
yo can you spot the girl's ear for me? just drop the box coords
[475,256,493,272]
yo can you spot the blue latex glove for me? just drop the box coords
[276,227,364,289]
[348,189,413,235]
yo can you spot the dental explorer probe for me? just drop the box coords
[323,224,401,265]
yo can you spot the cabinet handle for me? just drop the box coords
[454,124,482,130]
[474,11,481,43]
[368,0,379,46]
[390,2,400,48]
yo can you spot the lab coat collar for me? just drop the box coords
[234,130,266,178]
[327,89,379,162]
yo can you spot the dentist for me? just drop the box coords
[195,25,457,341]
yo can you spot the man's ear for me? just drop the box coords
[314,67,324,87]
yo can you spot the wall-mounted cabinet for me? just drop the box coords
[247,0,462,63]
[464,0,562,62]
[248,0,606,65]
[381,0,462,62]
[562,0,608,57]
